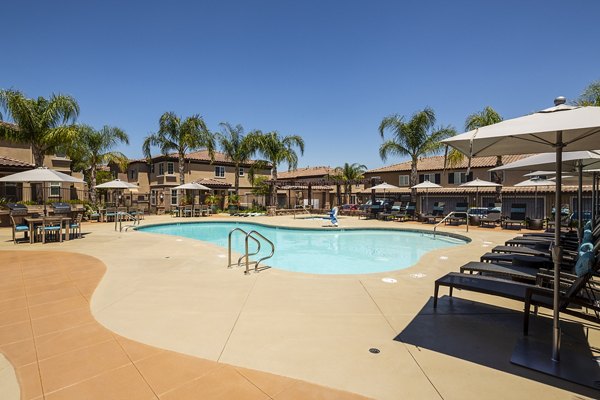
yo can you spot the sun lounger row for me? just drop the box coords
[433,218,600,335]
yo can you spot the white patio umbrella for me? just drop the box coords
[459,178,501,207]
[443,98,600,385]
[369,182,400,201]
[411,180,441,212]
[95,179,140,230]
[513,178,555,219]
[523,170,556,177]
[0,167,84,215]
[491,150,600,238]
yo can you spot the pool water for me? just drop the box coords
[138,222,467,275]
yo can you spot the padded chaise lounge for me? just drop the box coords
[433,256,599,334]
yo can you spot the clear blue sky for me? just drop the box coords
[2,1,599,171]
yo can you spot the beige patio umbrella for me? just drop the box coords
[173,182,210,211]
[0,167,84,215]
[369,182,400,201]
[443,98,600,385]
[95,179,140,230]
[459,178,501,208]
[411,180,441,212]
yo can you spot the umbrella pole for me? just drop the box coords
[552,131,564,362]
[534,187,537,219]
[593,172,597,228]
[577,162,583,243]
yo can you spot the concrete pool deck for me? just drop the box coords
[0,214,598,399]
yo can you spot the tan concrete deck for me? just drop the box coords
[0,214,598,399]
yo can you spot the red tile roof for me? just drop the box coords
[193,178,232,188]
[0,155,34,169]
[367,154,532,173]
[277,166,334,179]
[130,150,267,167]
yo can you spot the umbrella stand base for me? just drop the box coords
[511,336,600,390]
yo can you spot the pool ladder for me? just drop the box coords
[227,228,275,274]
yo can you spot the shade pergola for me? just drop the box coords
[443,99,600,386]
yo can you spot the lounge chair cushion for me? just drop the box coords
[575,250,595,277]
[579,242,593,256]
[582,229,593,244]
[15,225,29,232]
[584,220,592,231]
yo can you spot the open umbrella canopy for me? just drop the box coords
[0,167,83,183]
[523,170,556,177]
[370,182,400,191]
[95,179,139,189]
[411,180,441,189]
[173,182,210,191]
[490,150,600,173]
[459,178,501,187]
[514,178,556,187]
[443,100,600,386]
[443,105,600,156]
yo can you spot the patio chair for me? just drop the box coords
[479,210,502,228]
[183,205,193,217]
[433,254,599,335]
[421,202,445,224]
[502,203,527,230]
[70,213,83,239]
[10,215,30,244]
[42,217,63,243]
[105,207,117,222]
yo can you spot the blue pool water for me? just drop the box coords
[138,222,467,275]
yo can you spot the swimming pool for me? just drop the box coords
[138,222,468,275]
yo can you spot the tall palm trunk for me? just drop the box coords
[270,165,278,207]
[234,162,240,195]
[410,155,418,202]
[90,165,97,204]
[178,152,185,204]
[32,144,45,168]
[494,155,503,203]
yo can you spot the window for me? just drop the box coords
[49,182,61,197]
[158,163,165,176]
[454,172,468,184]
[215,166,225,178]
[170,189,178,205]
[150,190,157,205]
[150,164,155,174]
[167,162,174,175]
[238,168,244,176]
[399,175,410,186]
[129,169,136,180]
[419,173,440,184]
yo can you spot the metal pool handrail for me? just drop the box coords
[228,228,259,268]
[433,211,469,238]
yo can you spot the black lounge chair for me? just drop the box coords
[433,258,600,335]
[397,202,416,221]
[479,210,502,228]
[502,203,527,230]
[422,202,445,224]
[445,202,468,225]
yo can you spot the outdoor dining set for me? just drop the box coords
[9,203,83,244]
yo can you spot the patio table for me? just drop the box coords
[24,216,71,243]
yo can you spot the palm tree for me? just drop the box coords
[443,106,503,177]
[216,122,258,195]
[379,107,455,200]
[143,112,215,189]
[334,163,367,204]
[0,89,80,167]
[576,80,600,106]
[248,130,304,206]
[69,125,129,204]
